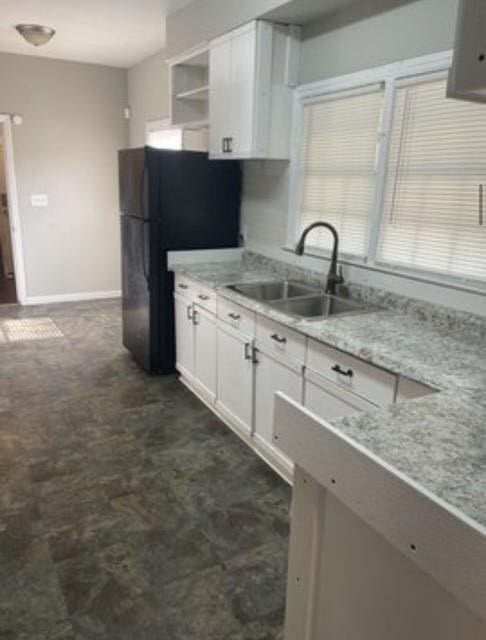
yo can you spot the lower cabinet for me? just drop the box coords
[253,346,303,469]
[193,305,217,402]
[304,369,377,419]
[216,321,254,436]
[175,281,399,484]
[174,292,194,380]
[175,293,216,402]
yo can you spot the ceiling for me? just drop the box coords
[263,0,363,25]
[0,0,198,68]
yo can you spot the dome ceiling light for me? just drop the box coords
[15,24,56,47]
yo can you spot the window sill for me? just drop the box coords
[281,245,486,297]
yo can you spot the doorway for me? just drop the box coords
[0,136,16,303]
[0,115,26,305]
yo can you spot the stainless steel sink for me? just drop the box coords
[227,280,319,302]
[269,294,368,319]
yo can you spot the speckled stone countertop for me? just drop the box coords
[172,255,486,532]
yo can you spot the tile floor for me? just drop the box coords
[0,299,290,640]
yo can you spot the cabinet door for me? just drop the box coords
[216,323,253,435]
[209,38,232,156]
[305,378,375,420]
[193,306,217,402]
[254,349,302,464]
[174,293,194,379]
[229,26,257,157]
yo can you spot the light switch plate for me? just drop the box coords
[31,194,48,207]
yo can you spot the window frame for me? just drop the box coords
[287,50,486,293]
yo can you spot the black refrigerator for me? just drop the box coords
[118,147,241,374]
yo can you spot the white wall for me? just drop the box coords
[127,50,169,148]
[0,52,127,301]
[242,0,486,316]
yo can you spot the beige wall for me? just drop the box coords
[0,52,128,300]
[128,50,169,148]
[300,0,459,83]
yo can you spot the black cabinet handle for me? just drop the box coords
[332,364,354,378]
[178,283,188,290]
[244,342,252,360]
[198,294,209,301]
[228,313,241,321]
[227,137,233,153]
[192,309,199,326]
[271,333,287,344]
[222,137,226,153]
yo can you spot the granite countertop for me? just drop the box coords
[172,258,486,533]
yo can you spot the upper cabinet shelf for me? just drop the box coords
[168,45,210,128]
[448,0,486,103]
[176,85,210,101]
[209,21,301,160]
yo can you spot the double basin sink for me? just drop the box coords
[227,280,371,320]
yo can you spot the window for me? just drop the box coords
[378,75,486,281]
[290,52,486,288]
[297,86,384,257]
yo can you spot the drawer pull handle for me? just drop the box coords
[244,342,252,360]
[192,309,199,326]
[332,364,353,378]
[198,294,209,301]
[178,283,188,290]
[228,313,241,321]
[271,333,287,344]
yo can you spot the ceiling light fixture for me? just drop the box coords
[15,24,56,47]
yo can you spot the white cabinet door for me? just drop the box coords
[304,376,375,420]
[174,293,194,380]
[216,323,253,435]
[254,349,302,466]
[209,37,232,156]
[193,305,217,402]
[229,25,257,157]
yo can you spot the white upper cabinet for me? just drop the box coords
[448,0,486,103]
[209,21,300,159]
[168,44,210,129]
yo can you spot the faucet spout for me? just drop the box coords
[295,221,344,295]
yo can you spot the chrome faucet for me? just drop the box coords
[295,222,344,295]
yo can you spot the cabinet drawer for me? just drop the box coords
[217,297,255,337]
[306,339,396,406]
[175,274,197,300]
[194,284,217,314]
[256,315,305,363]
[304,370,376,421]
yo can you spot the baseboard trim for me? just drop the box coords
[24,290,121,305]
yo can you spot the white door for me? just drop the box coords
[174,293,194,380]
[304,376,375,420]
[216,323,253,435]
[229,26,257,157]
[254,348,302,464]
[193,305,217,402]
[209,37,232,156]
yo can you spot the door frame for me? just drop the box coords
[0,114,27,304]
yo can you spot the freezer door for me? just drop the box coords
[157,150,241,250]
[121,215,151,371]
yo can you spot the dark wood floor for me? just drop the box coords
[0,272,16,304]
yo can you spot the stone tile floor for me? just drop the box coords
[0,299,290,640]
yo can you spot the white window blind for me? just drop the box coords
[378,76,486,282]
[297,86,384,257]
